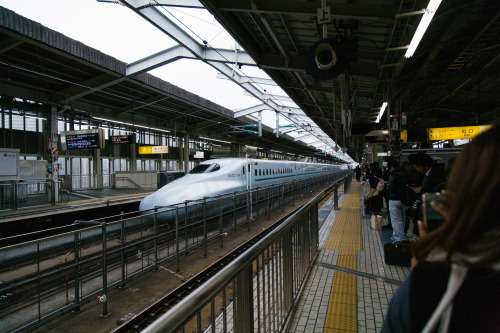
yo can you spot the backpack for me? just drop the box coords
[363,180,372,198]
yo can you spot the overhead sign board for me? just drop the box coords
[138,146,152,154]
[61,129,104,150]
[110,135,135,144]
[428,125,492,141]
[138,146,169,154]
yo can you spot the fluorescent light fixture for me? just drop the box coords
[375,102,388,123]
[92,116,170,133]
[405,0,442,58]
[198,136,232,144]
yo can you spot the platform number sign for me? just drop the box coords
[317,7,330,24]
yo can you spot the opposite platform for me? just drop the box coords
[287,180,411,333]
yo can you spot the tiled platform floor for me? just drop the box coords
[287,180,411,332]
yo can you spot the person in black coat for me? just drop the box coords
[355,165,361,181]
[367,162,384,215]
[412,152,445,195]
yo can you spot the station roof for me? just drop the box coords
[1,1,499,163]
[0,6,338,161]
[200,0,500,155]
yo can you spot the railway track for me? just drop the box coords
[112,207,293,332]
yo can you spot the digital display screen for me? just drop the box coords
[66,133,101,149]
[110,135,134,144]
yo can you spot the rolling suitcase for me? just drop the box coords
[383,242,412,267]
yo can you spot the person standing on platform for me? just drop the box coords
[412,152,445,195]
[366,162,384,216]
[386,159,409,243]
[355,165,361,181]
[382,122,500,333]
[407,152,445,224]
[382,156,393,229]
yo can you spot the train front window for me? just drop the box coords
[189,163,220,174]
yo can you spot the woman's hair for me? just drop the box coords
[413,122,500,267]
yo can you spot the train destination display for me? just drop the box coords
[110,135,135,144]
[61,129,105,150]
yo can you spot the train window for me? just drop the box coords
[255,169,257,176]
[189,163,220,174]
[259,169,262,176]
[189,164,211,174]
[242,166,245,175]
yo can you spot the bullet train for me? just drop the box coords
[139,158,348,218]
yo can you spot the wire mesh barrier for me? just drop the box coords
[0,170,351,332]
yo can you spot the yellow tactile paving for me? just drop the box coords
[323,186,363,333]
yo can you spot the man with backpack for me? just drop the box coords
[387,159,413,243]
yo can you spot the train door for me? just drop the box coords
[245,160,254,189]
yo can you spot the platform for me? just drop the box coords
[287,180,411,332]
[0,188,155,223]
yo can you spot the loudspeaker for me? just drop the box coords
[305,38,345,80]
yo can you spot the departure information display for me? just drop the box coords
[66,133,100,149]
[61,129,104,150]
[110,135,134,144]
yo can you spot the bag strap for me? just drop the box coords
[421,263,468,333]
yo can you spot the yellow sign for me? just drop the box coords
[138,146,152,154]
[400,130,407,142]
[139,146,169,154]
[428,125,492,141]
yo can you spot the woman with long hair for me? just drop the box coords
[382,122,500,332]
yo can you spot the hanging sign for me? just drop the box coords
[138,146,169,154]
[428,125,492,140]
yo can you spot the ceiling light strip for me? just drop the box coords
[404,0,442,58]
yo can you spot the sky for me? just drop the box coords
[0,0,351,160]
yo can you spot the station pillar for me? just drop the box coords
[94,148,102,189]
[130,143,137,171]
[184,133,190,173]
[49,106,59,202]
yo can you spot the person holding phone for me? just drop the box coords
[411,152,445,195]
[382,122,500,333]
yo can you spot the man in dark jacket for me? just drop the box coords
[412,152,445,195]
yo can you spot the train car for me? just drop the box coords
[139,158,347,218]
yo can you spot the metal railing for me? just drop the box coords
[140,187,325,333]
[0,170,352,332]
[0,178,61,211]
